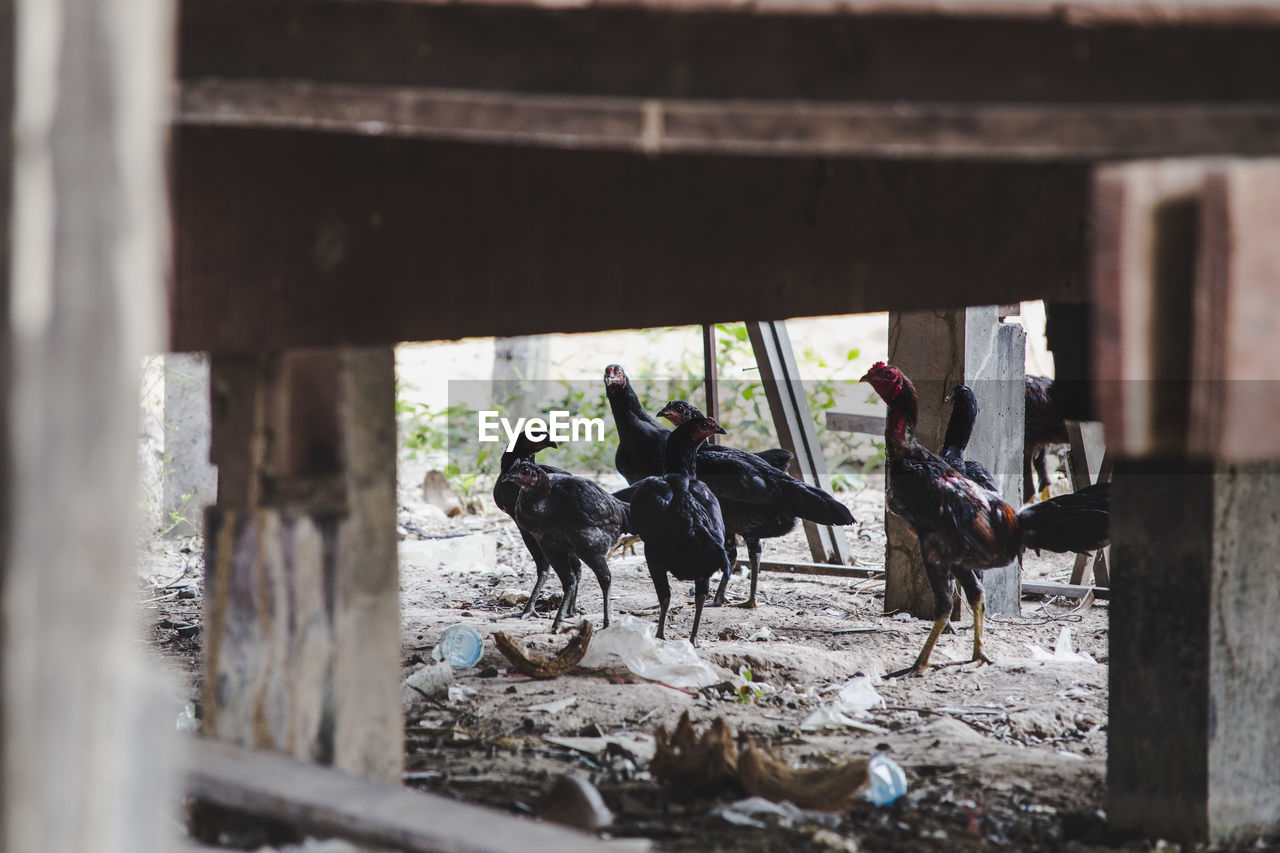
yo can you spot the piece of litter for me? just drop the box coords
[746,627,776,642]
[579,614,730,689]
[528,696,578,714]
[1028,626,1097,664]
[712,797,842,830]
[544,733,657,763]
[801,706,890,734]
[448,684,477,704]
[800,674,887,732]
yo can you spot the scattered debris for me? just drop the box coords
[712,796,842,830]
[543,733,657,764]
[538,773,614,830]
[1028,626,1097,664]
[801,675,888,733]
[746,627,776,642]
[652,712,870,811]
[402,660,454,709]
[493,621,594,679]
[528,696,578,714]
[579,615,728,689]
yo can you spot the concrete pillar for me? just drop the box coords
[884,307,1025,617]
[492,335,550,407]
[162,353,217,537]
[1109,461,1280,843]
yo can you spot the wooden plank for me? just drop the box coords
[177,79,1280,161]
[702,323,719,443]
[825,411,886,435]
[752,559,883,579]
[747,321,852,565]
[179,2,1280,107]
[171,129,1089,351]
[1021,581,1108,600]
[3,0,179,848]
[186,737,612,853]
[1065,420,1110,586]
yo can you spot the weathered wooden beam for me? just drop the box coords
[177,79,1280,161]
[178,2,1280,107]
[1021,581,1107,600]
[882,307,1025,618]
[203,348,401,790]
[3,0,178,848]
[825,411,887,436]
[1094,158,1280,461]
[186,737,613,853]
[1109,459,1280,843]
[752,559,883,580]
[171,129,1090,351]
[747,321,852,565]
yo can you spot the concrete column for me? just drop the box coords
[1109,460,1280,843]
[884,307,1025,617]
[162,353,217,537]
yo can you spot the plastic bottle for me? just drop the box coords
[866,754,908,806]
[437,624,484,668]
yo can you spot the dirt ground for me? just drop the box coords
[142,462,1213,853]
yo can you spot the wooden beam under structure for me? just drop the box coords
[747,321,852,566]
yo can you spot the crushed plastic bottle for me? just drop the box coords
[866,754,907,806]
[437,624,484,668]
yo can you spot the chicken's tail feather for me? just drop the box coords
[778,478,855,526]
[754,448,795,472]
[1018,482,1110,554]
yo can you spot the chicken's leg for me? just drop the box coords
[955,569,992,666]
[650,567,672,640]
[518,529,551,619]
[734,538,762,609]
[887,616,949,678]
[690,577,709,647]
[581,553,612,629]
[711,539,736,607]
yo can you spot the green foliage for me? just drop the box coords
[394,325,886,503]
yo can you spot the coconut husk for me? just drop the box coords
[492,621,593,679]
[650,711,740,797]
[651,713,871,811]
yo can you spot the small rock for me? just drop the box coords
[175,623,201,639]
[422,470,464,517]
[538,774,614,831]
[479,665,500,678]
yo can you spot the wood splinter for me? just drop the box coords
[493,621,594,679]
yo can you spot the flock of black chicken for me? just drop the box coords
[494,362,1109,675]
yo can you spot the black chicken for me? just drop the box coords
[493,434,582,619]
[498,460,629,632]
[1024,375,1070,501]
[862,362,1110,677]
[628,416,731,646]
[939,385,999,492]
[604,364,793,484]
[657,400,855,609]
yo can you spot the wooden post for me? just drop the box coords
[203,348,401,785]
[884,308,1025,618]
[1096,158,1280,842]
[3,0,178,849]
[702,323,719,444]
[746,321,850,565]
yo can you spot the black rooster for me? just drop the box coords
[940,385,999,492]
[862,362,1110,677]
[604,364,793,484]
[628,416,731,646]
[1024,375,1070,501]
[657,400,854,609]
[498,460,629,632]
[493,434,582,619]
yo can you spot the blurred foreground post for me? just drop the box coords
[2,0,178,850]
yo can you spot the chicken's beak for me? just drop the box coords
[944,389,955,403]
[656,404,675,422]
[544,440,559,450]
[714,424,727,435]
